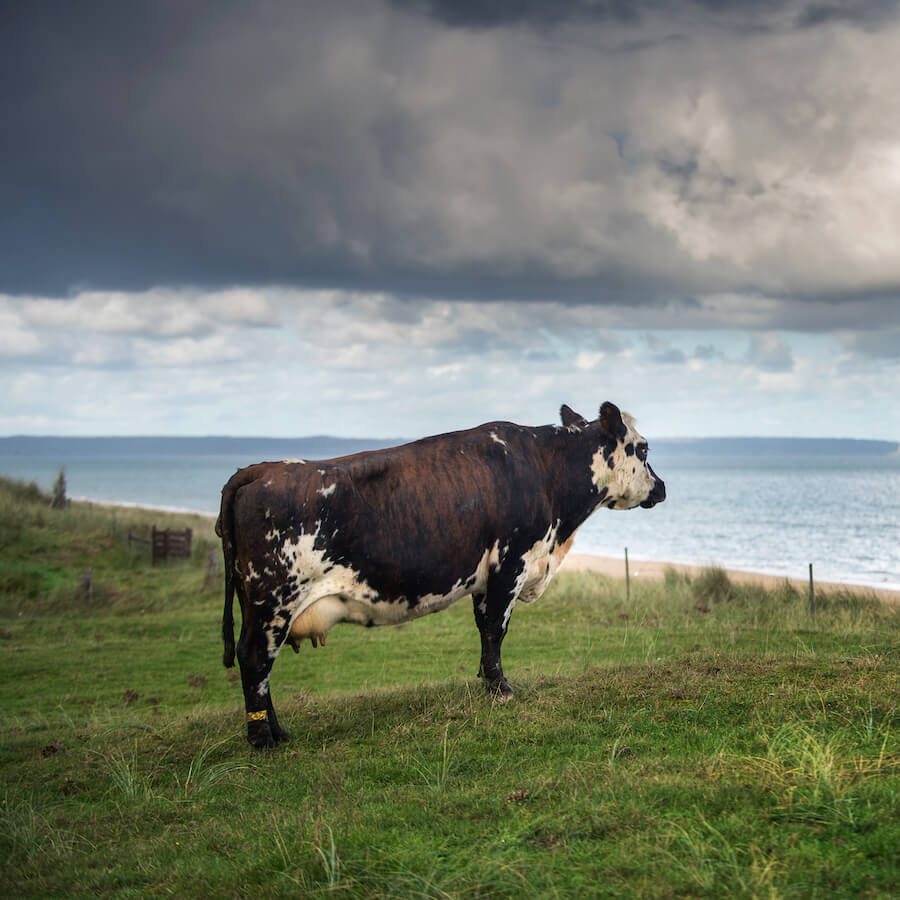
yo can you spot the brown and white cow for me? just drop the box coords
[216,402,665,748]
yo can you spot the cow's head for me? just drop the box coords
[561,401,666,510]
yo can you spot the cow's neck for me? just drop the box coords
[539,426,606,543]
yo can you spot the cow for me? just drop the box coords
[216,401,665,748]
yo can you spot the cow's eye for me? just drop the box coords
[636,444,648,461]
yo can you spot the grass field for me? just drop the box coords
[1,475,898,898]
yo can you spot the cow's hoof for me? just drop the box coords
[247,723,278,750]
[486,678,514,702]
[272,727,291,744]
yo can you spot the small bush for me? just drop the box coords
[693,567,736,605]
[663,566,688,590]
[1,478,49,506]
[50,468,68,510]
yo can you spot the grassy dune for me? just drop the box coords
[1,476,898,898]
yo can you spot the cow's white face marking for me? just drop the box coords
[590,412,657,510]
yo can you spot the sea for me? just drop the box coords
[1,435,898,592]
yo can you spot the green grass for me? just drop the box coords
[1,475,898,897]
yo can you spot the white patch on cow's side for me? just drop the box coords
[513,521,569,603]
[266,612,289,655]
[501,597,516,631]
[317,469,326,476]
[489,431,508,448]
[317,483,337,498]
[282,458,306,464]
[414,540,501,615]
[267,527,505,652]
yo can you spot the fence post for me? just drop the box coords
[809,563,815,619]
[204,550,220,588]
[625,547,630,603]
[80,568,93,603]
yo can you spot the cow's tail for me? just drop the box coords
[216,467,259,669]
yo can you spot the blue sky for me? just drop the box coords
[2,1,898,440]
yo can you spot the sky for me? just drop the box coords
[2,0,899,440]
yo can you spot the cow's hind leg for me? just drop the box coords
[472,568,519,700]
[265,691,290,744]
[236,617,290,749]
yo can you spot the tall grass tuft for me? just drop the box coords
[314,824,342,888]
[414,724,454,792]
[662,817,781,896]
[0,794,78,862]
[178,738,256,795]
[103,746,156,801]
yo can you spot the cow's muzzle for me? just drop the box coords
[640,469,666,509]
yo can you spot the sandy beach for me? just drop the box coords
[563,552,900,604]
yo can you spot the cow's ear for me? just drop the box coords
[560,404,588,429]
[598,401,626,439]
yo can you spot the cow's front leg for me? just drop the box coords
[472,575,518,700]
[236,617,290,749]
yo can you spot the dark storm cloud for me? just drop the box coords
[395,0,898,31]
[2,0,899,321]
[793,1,900,28]
[0,0,677,303]
[838,329,900,359]
[391,0,644,29]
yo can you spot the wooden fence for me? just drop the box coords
[128,526,193,565]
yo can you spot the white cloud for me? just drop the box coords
[426,362,464,379]
[10,372,47,398]
[574,351,605,371]
[133,334,248,367]
[204,290,281,326]
[0,325,40,358]
[0,302,41,357]
[0,286,897,440]
[0,414,52,430]
[745,333,795,373]
[15,289,280,339]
